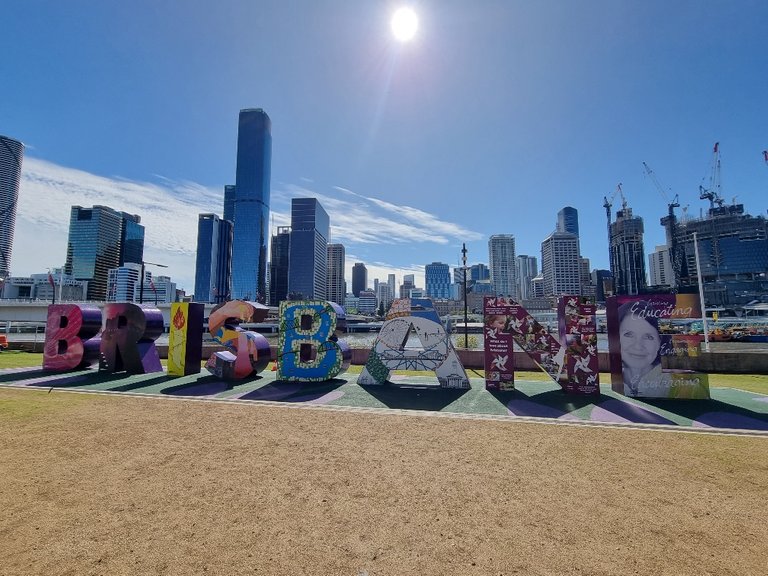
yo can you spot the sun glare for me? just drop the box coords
[391,7,418,42]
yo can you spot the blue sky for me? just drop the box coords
[3,1,768,293]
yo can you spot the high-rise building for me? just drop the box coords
[327,243,346,305]
[515,255,538,301]
[223,185,236,222]
[231,109,271,301]
[65,205,144,301]
[648,245,673,288]
[358,289,378,314]
[425,261,451,299]
[269,226,291,305]
[106,263,142,302]
[194,214,233,303]
[376,282,392,310]
[288,198,329,300]
[489,234,517,298]
[668,202,768,305]
[387,274,396,301]
[557,206,579,237]
[591,269,613,302]
[0,135,24,282]
[609,205,647,295]
[352,263,367,297]
[399,273,415,299]
[541,231,581,297]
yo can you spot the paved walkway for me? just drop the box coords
[2,366,768,435]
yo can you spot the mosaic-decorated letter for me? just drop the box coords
[206,300,271,381]
[358,298,469,389]
[43,304,102,371]
[277,301,351,381]
[167,302,204,376]
[100,303,163,374]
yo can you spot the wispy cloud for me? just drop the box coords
[13,158,480,293]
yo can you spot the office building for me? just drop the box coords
[352,262,367,297]
[516,255,538,301]
[591,269,613,302]
[667,202,768,305]
[608,205,647,295]
[230,109,272,300]
[387,274,396,301]
[288,198,329,300]
[223,185,236,222]
[0,135,24,282]
[648,245,673,288]
[194,214,233,303]
[541,231,581,297]
[358,289,377,314]
[327,243,346,305]
[376,282,392,310]
[557,206,579,237]
[489,234,517,298]
[269,226,291,305]
[400,273,415,299]
[107,263,142,302]
[425,261,451,299]
[65,205,144,301]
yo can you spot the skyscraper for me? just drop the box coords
[65,205,144,301]
[0,135,24,282]
[223,185,236,222]
[269,226,291,306]
[557,206,579,237]
[425,262,451,299]
[327,243,346,305]
[609,205,647,295]
[489,234,517,298]
[387,273,396,301]
[352,263,367,297]
[288,198,329,300]
[515,255,538,300]
[649,245,673,288]
[194,214,233,303]
[541,231,581,296]
[230,109,271,301]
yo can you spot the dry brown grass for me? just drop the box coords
[1,387,767,576]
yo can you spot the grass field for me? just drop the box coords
[4,351,768,393]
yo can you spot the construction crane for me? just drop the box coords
[603,183,627,238]
[699,142,725,209]
[643,161,683,290]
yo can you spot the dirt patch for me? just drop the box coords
[1,388,767,575]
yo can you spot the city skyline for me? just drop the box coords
[3,2,768,293]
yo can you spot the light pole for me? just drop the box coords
[462,243,468,349]
[139,261,167,304]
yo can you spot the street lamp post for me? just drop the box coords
[139,261,167,304]
[462,243,468,349]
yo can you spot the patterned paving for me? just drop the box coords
[2,366,768,436]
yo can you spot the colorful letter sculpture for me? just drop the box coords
[167,302,204,376]
[558,296,600,394]
[206,300,271,381]
[607,294,709,399]
[100,303,163,374]
[358,298,469,389]
[277,301,351,381]
[43,304,102,371]
[483,299,517,390]
[483,295,599,395]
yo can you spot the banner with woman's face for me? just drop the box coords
[606,294,710,399]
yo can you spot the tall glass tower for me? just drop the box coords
[557,206,579,237]
[194,214,233,303]
[231,109,271,301]
[0,135,24,282]
[288,198,329,300]
[65,205,144,301]
[425,262,451,299]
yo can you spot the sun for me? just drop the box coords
[391,7,418,42]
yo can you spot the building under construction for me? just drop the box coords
[661,144,768,307]
[604,185,647,296]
